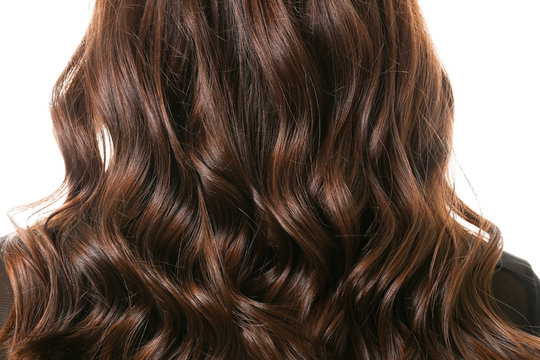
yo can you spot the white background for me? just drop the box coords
[0,1,539,273]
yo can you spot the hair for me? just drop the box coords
[1,0,539,358]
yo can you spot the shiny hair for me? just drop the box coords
[1,0,539,358]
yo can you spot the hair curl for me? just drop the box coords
[1,0,539,358]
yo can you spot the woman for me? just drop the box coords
[0,0,539,358]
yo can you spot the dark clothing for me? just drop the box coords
[491,249,540,336]
[0,233,538,347]
[0,236,11,330]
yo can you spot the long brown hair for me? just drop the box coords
[1,0,539,358]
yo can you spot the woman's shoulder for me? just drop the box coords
[492,250,540,337]
[0,233,15,329]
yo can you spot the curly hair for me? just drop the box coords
[1,0,539,358]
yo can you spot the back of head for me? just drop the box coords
[1,0,539,358]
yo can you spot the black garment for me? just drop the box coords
[492,250,540,336]
[0,233,538,341]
